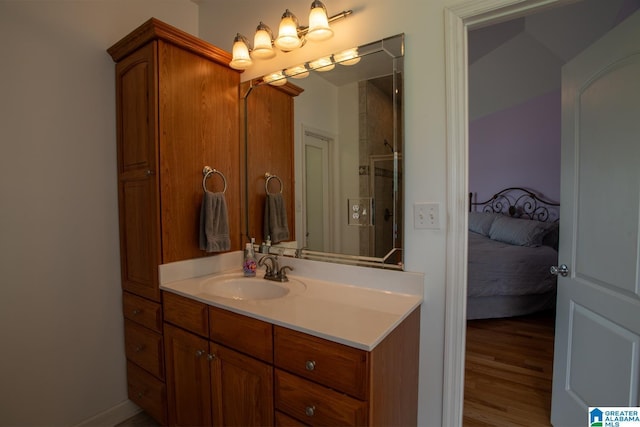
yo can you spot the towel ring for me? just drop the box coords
[202,166,227,193]
[264,172,283,195]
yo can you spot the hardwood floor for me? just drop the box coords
[463,311,555,427]
[115,411,160,427]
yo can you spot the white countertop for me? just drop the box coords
[159,252,424,351]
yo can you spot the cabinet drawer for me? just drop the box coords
[163,291,209,337]
[124,320,164,380]
[210,306,273,363]
[127,361,167,425]
[274,327,369,399]
[123,292,162,332]
[275,410,309,426]
[275,369,368,427]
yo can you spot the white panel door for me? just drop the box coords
[551,10,640,427]
[303,130,331,252]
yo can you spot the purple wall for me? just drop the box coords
[469,89,561,205]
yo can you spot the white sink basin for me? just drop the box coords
[198,273,305,301]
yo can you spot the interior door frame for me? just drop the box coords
[442,0,575,425]
[301,126,335,252]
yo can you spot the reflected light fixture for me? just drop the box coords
[263,71,288,86]
[308,56,335,72]
[333,47,360,65]
[252,22,275,59]
[285,65,310,79]
[229,2,353,70]
[229,33,253,70]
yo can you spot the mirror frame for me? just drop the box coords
[243,34,405,270]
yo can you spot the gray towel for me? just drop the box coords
[263,193,289,243]
[199,191,231,252]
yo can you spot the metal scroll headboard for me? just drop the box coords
[469,187,559,222]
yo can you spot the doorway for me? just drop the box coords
[443,0,640,425]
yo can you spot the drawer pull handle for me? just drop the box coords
[305,360,316,371]
[134,345,145,353]
[132,309,141,315]
[305,405,316,417]
[195,349,206,358]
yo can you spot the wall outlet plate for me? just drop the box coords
[414,202,440,229]
[348,198,373,226]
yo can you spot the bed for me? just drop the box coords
[467,187,560,320]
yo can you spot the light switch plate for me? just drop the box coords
[414,202,440,229]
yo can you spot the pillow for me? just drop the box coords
[468,212,500,236]
[488,215,553,247]
[541,222,560,250]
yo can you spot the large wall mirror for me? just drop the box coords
[244,34,404,270]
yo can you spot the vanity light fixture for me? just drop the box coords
[229,33,253,70]
[274,9,303,52]
[306,0,333,41]
[252,22,276,59]
[229,1,353,70]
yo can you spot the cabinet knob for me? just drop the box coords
[132,309,141,315]
[134,345,145,353]
[145,170,155,176]
[207,353,216,361]
[195,349,206,357]
[305,360,316,371]
[305,405,316,417]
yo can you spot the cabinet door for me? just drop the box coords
[164,323,212,427]
[115,41,161,301]
[158,41,241,262]
[210,342,274,427]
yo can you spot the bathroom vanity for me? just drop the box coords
[108,18,422,427]
[159,254,422,426]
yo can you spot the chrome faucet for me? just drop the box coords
[258,255,293,282]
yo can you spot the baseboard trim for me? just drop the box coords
[74,400,141,427]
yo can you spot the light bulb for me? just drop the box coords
[229,34,252,70]
[306,1,333,42]
[252,23,275,59]
[275,10,302,52]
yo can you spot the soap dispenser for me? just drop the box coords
[243,241,257,277]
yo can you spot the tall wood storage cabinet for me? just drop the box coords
[108,18,241,424]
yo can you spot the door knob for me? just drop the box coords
[550,264,569,277]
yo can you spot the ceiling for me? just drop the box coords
[469,0,640,65]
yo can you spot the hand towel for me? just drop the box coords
[199,191,231,252]
[263,193,289,243]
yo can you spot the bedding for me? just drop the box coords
[467,211,559,320]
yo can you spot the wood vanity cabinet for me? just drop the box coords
[162,291,420,427]
[163,292,274,426]
[107,18,241,424]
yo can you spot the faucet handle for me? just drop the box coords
[277,265,293,282]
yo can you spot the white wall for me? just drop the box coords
[0,1,198,425]
[0,0,464,425]
[198,1,456,425]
